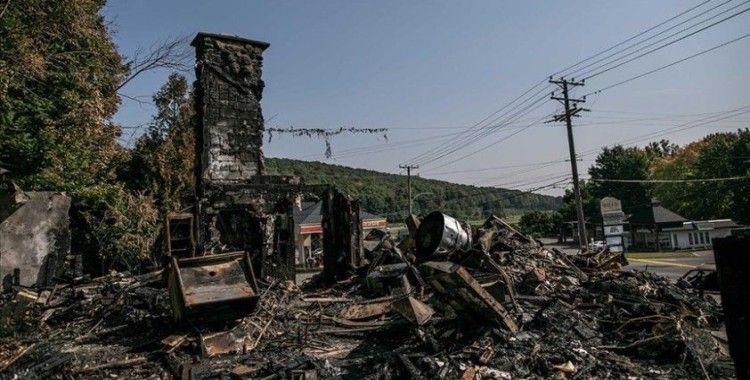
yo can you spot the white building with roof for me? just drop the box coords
[662,219,742,250]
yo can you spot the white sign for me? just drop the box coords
[606,235,622,246]
[609,245,623,253]
[604,225,624,236]
[600,197,623,214]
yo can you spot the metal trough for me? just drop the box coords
[168,251,259,323]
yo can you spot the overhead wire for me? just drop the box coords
[404,0,728,172]
[550,0,713,77]
[401,79,551,166]
[421,159,569,176]
[417,106,554,171]
[581,4,750,80]
[405,84,554,166]
[564,0,741,78]
[438,177,571,206]
[585,32,750,96]
[458,105,750,187]
[590,176,748,183]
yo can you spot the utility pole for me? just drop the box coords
[550,77,589,251]
[399,164,419,215]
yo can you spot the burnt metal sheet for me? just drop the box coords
[168,251,259,323]
[200,330,247,357]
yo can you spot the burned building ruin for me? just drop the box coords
[190,33,302,281]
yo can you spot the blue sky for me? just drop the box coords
[104,1,750,195]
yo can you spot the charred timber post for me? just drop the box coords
[320,188,365,282]
[713,236,750,380]
[550,77,589,251]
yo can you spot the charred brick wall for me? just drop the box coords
[192,32,269,183]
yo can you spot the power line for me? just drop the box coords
[567,0,741,78]
[552,0,713,77]
[400,1,747,182]
[422,159,568,176]
[401,79,550,166]
[471,160,568,186]
[401,1,723,170]
[419,110,553,172]
[409,95,552,168]
[590,176,748,183]
[473,106,750,190]
[409,2,731,169]
[407,87,554,167]
[580,105,750,154]
[439,177,571,206]
[582,4,750,80]
[585,32,750,96]
[489,172,571,189]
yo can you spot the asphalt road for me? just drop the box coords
[626,250,715,279]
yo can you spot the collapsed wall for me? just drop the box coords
[0,190,73,288]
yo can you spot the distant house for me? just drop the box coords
[662,219,742,250]
[293,201,387,268]
[626,199,688,250]
[625,199,742,251]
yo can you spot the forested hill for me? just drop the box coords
[265,157,562,221]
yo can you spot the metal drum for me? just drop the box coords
[415,212,472,260]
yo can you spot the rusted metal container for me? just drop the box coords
[168,251,259,323]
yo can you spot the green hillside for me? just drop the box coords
[265,157,562,221]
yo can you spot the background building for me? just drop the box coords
[625,199,742,251]
[662,219,742,250]
[293,201,387,268]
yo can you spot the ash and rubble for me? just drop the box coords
[0,212,734,379]
[0,32,737,379]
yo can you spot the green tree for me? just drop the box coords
[558,181,599,223]
[0,0,126,190]
[645,139,680,159]
[120,73,195,213]
[588,145,652,211]
[651,130,750,223]
[518,210,562,237]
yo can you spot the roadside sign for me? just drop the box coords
[604,225,624,236]
[601,197,626,252]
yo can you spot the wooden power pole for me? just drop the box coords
[550,78,589,251]
[399,164,419,215]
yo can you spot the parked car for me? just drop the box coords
[588,240,607,251]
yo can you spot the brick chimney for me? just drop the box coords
[191,32,270,185]
[189,33,301,281]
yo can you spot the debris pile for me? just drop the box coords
[0,214,733,379]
